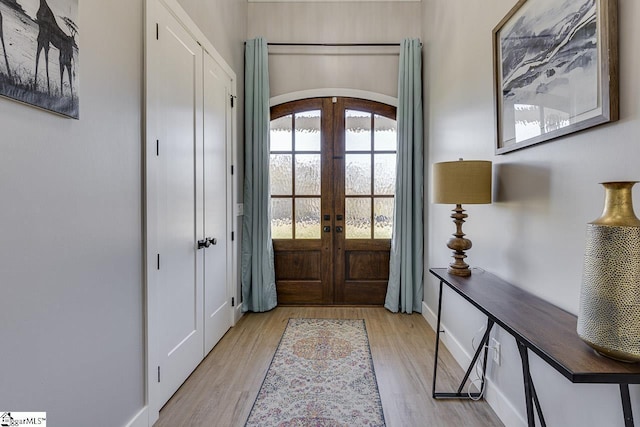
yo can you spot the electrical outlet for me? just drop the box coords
[491,338,501,366]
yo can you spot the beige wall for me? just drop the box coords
[0,1,247,426]
[423,0,640,425]
[248,2,421,99]
[0,1,145,425]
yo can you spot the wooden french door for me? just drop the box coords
[270,97,397,305]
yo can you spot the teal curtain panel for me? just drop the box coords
[241,37,278,312]
[384,38,424,314]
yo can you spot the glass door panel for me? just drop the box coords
[343,108,397,241]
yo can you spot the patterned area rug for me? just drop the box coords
[245,318,385,427]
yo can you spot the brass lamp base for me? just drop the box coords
[447,204,472,277]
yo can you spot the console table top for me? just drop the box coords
[429,268,640,383]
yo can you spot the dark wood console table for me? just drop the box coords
[429,267,640,427]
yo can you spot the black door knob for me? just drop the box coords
[323,226,331,232]
[197,239,210,249]
[207,237,217,245]
[336,226,343,233]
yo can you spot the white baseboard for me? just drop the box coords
[124,406,148,427]
[422,301,525,427]
[234,302,244,324]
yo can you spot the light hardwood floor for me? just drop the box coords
[154,307,503,427]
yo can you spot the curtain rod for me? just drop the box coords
[242,41,412,47]
[267,42,401,47]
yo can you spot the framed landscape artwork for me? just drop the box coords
[0,0,79,118]
[493,0,618,154]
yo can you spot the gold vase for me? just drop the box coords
[577,181,640,362]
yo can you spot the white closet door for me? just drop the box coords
[203,51,232,354]
[154,3,204,408]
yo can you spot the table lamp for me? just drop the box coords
[432,159,492,277]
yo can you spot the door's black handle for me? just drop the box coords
[323,226,331,233]
[207,237,217,246]
[337,215,343,221]
[336,226,343,233]
[197,239,210,249]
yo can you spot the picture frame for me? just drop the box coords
[0,0,79,119]
[492,0,618,154]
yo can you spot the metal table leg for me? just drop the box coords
[432,280,444,398]
[517,341,546,427]
[432,278,494,400]
[620,384,635,427]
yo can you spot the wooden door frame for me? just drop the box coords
[270,96,396,306]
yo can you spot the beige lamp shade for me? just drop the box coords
[432,160,492,204]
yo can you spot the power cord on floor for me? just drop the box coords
[468,325,499,401]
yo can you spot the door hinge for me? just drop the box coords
[231,165,234,175]
[231,297,235,307]
[230,95,236,108]
[156,23,159,40]
[231,231,234,241]
[157,366,161,383]
[156,139,159,156]
[157,254,160,270]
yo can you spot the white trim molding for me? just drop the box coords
[270,89,397,108]
[123,407,148,427]
[234,303,244,324]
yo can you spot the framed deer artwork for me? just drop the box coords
[0,0,79,118]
